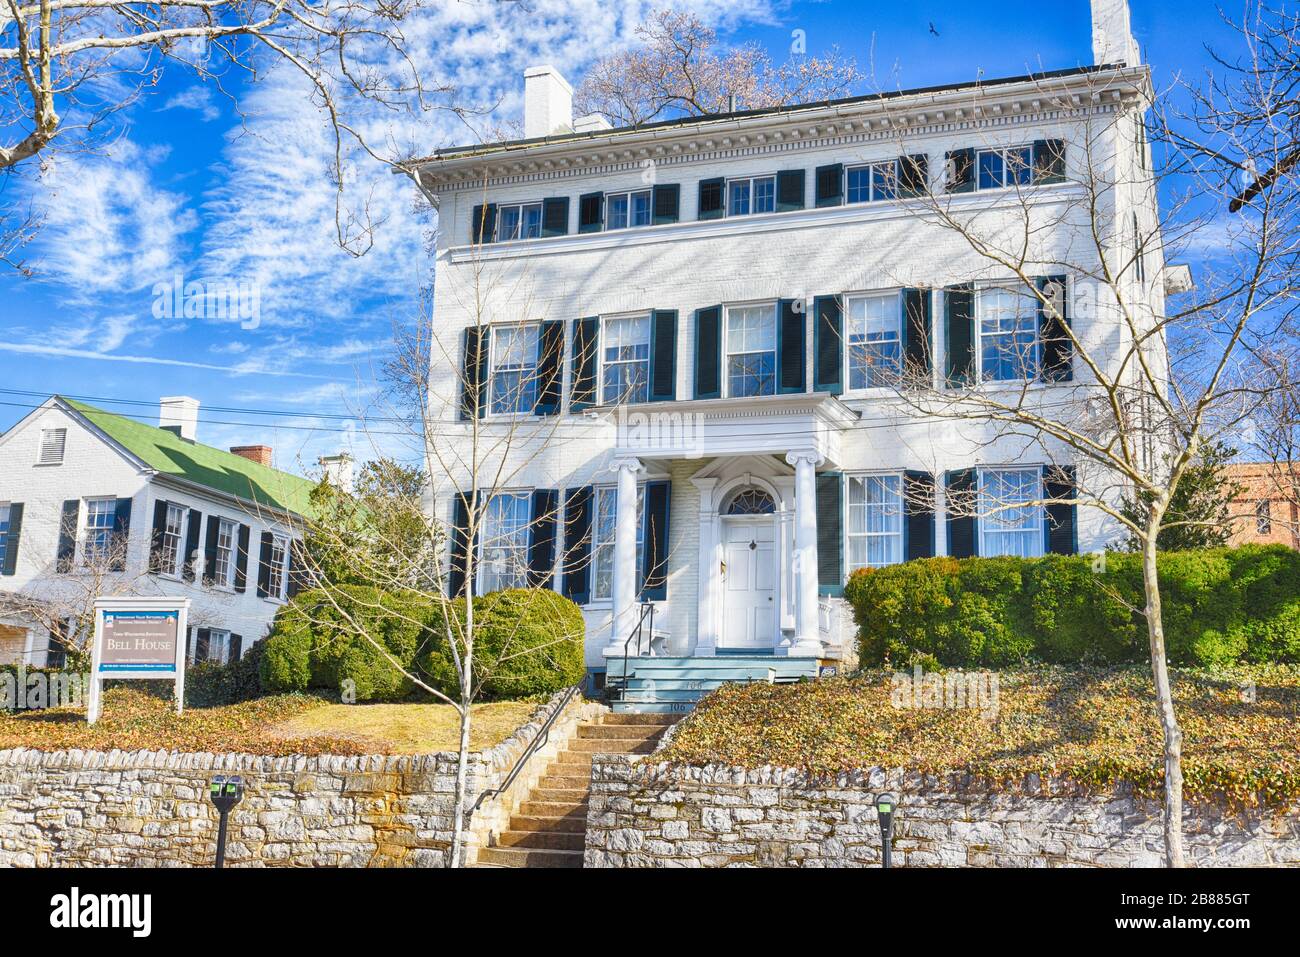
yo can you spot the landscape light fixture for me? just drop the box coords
[876,792,898,868]
[208,775,244,869]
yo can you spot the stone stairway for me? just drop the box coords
[475,713,675,868]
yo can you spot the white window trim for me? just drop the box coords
[158,502,187,580]
[588,484,646,606]
[722,299,780,399]
[495,201,543,242]
[476,490,533,595]
[975,145,1035,191]
[845,160,901,205]
[37,428,67,466]
[598,311,652,407]
[843,288,905,393]
[266,533,291,602]
[976,466,1045,558]
[725,174,777,217]
[605,188,653,231]
[213,517,239,590]
[845,471,906,574]
[82,497,117,567]
[486,321,542,418]
[974,283,1041,385]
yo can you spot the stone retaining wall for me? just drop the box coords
[0,690,595,867]
[585,756,1300,867]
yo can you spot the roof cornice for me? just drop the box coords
[416,65,1151,195]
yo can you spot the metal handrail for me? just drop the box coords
[618,603,656,702]
[470,682,583,814]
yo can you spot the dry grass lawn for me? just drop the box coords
[269,700,538,753]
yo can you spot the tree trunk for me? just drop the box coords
[447,591,474,868]
[1141,535,1185,867]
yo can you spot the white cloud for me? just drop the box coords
[159,87,221,122]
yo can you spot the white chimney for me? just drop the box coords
[320,452,355,493]
[159,396,200,441]
[574,113,612,134]
[1092,0,1141,67]
[524,66,573,139]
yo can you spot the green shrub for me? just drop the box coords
[186,639,268,707]
[848,544,1300,668]
[261,585,585,702]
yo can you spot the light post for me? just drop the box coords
[209,775,244,869]
[876,792,898,868]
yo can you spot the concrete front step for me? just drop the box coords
[531,787,589,804]
[536,774,590,790]
[519,800,588,819]
[578,723,666,741]
[566,737,658,754]
[612,700,696,714]
[496,829,585,852]
[507,813,587,834]
[599,713,679,727]
[477,846,583,869]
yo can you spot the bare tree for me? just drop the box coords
[575,9,861,126]
[1246,347,1300,544]
[0,0,465,256]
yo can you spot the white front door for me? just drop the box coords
[721,518,777,648]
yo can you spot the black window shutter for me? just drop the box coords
[1044,465,1079,555]
[944,285,975,387]
[110,497,132,572]
[578,192,604,233]
[778,299,807,393]
[652,184,680,225]
[903,288,933,382]
[541,197,570,237]
[56,500,79,573]
[1037,276,1073,383]
[649,310,678,402]
[776,169,806,211]
[946,148,975,193]
[459,326,488,420]
[570,317,599,410]
[815,164,844,207]
[148,499,169,573]
[229,634,243,661]
[447,494,471,598]
[946,470,978,558]
[286,540,309,598]
[903,471,936,561]
[698,178,725,220]
[181,508,202,582]
[899,154,929,197]
[693,306,722,399]
[256,531,273,598]
[470,203,497,244]
[45,623,67,669]
[202,515,220,585]
[640,480,671,601]
[1033,139,1066,184]
[234,524,251,593]
[813,295,843,395]
[194,628,211,664]
[528,490,559,589]
[816,472,844,596]
[535,320,565,415]
[1,502,22,576]
[561,487,593,604]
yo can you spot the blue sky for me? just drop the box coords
[0,1,1241,476]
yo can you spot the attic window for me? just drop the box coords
[39,429,67,466]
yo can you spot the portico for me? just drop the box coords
[600,393,857,661]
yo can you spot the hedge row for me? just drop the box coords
[845,544,1300,668]
[259,585,586,702]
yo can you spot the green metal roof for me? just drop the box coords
[64,398,318,518]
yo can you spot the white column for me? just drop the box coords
[604,457,643,657]
[691,477,719,656]
[786,450,825,658]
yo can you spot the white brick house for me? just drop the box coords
[0,396,320,668]
[410,1,1169,691]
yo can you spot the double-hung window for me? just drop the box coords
[159,503,185,577]
[480,492,532,593]
[977,146,1034,190]
[978,468,1044,558]
[978,286,1038,382]
[194,629,233,665]
[601,314,651,405]
[213,518,237,587]
[590,486,645,603]
[846,161,899,204]
[727,176,776,216]
[496,202,543,241]
[488,324,541,415]
[725,303,778,397]
[846,475,904,572]
[266,534,289,600]
[606,189,652,230]
[846,292,903,388]
[83,499,116,566]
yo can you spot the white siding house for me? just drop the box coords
[410,0,1170,687]
[0,396,321,668]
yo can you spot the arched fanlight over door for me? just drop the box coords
[724,487,777,516]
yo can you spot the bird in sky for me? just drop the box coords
[929,22,940,37]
